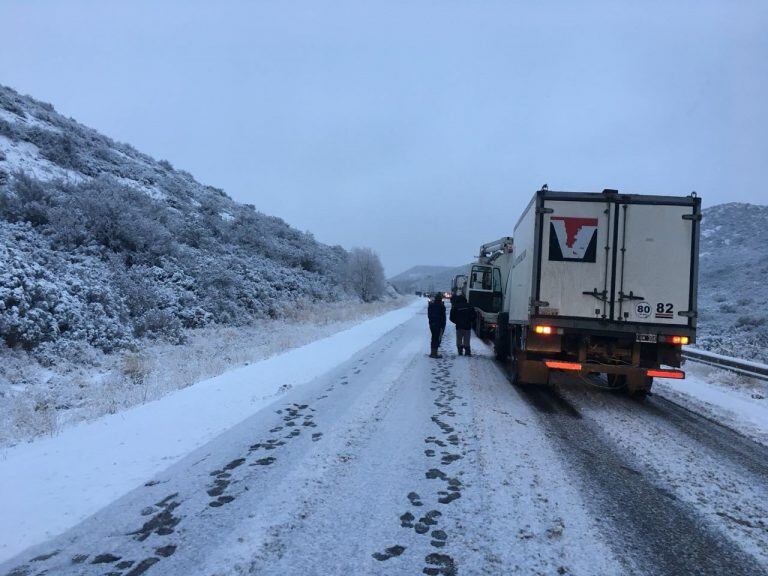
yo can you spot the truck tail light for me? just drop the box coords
[647,369,685,379]
[660,335,689,345]
[545,360,582,371]
[534,325,553,335]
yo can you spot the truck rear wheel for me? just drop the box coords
[508,344,520,385]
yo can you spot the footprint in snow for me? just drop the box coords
[423,552,457,576]
[252,456,276,466]
[431,530,448,548]
[209,495,235,507]
[407,492,424,507]
[440,453,462,465]
[372,545,406,561]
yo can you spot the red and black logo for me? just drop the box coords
[549,217,598,263]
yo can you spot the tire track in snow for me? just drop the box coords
[516,377,768,576]
[465,343,626,575]
[556,381,768,569]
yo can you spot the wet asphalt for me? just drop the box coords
[514,381,768,576]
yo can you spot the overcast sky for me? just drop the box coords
[1,1,767,275]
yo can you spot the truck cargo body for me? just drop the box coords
[496,189,701,396]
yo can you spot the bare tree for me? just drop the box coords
[346,247,386,302]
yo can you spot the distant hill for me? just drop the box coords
[389,264,470,295]
[0,84,356,357]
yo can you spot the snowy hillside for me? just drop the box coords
[697,202,768,362]
[0,84,355,359]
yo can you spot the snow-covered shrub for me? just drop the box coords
[0,89,26,117]
[6,389,59,440]
[26,128,81,171]
[0,222,132,353]
[121,352,150,386]
[55,176,174,257]
[0,171,53,225]
[0,118,23,142]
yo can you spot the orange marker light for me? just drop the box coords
[534,325,553,335]
[545,361,582,371]
[647,369,685,379]
[670,336,689,345]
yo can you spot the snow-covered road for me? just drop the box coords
[3,308,768,576]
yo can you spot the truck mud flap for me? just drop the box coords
[517,353,550,385]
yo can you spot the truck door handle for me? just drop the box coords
[582,288,608,302]
[618,291,644,301]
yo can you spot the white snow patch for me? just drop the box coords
[0,108,62,133]
[114,175,166,200]
[0,135,84,183]
[0,300,421,563]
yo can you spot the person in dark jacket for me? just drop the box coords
[449,294,475,356]
[427,293,447,358]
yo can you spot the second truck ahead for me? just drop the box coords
[461,237,514,339]
[491,187,701,397]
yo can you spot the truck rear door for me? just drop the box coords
[614,201,698,327]
[537,196,615,320]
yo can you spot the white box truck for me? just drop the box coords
[494,188,701,397]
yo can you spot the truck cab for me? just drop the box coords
[465,238,513,338]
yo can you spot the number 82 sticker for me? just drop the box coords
[655,302,674,319]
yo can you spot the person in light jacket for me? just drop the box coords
[449,294,475,356]
[427,293,447,358]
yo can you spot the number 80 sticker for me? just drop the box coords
[635,302,652,319]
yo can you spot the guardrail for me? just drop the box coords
[682,347,768,381]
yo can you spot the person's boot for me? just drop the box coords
[465,347,472,357]
[457,347,463,356]
[430,347,439,358]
